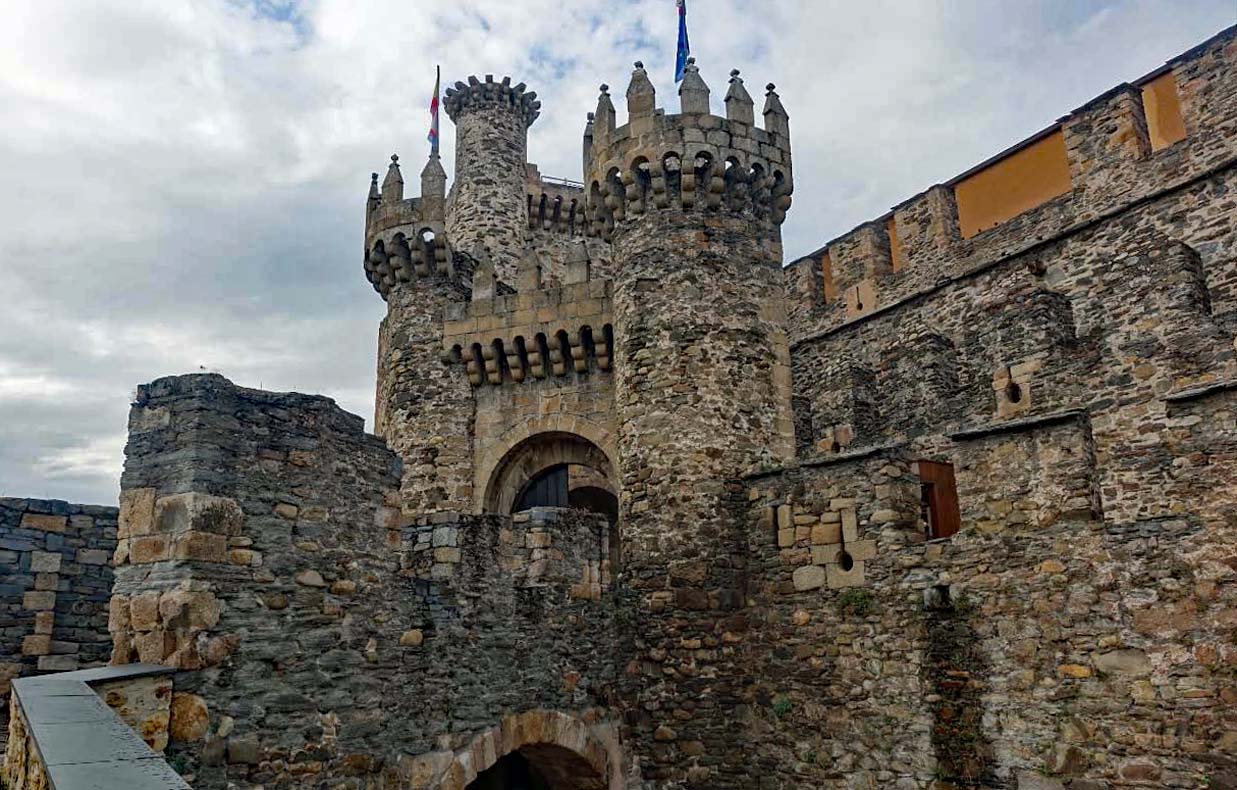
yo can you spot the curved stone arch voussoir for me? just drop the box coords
[476,416,618,514]
[424,709,620,790]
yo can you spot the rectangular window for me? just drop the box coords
[918,460,961,540]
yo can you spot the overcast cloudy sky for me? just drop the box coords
[0,0,1232,505]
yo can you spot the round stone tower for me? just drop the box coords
[585,61,795,787]
[444,75,541,282]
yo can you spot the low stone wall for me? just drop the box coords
[3,664,184,789]
[0,498,116,751]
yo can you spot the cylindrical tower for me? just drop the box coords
[586,62,795,787]
[364,151,476,515]
[444,75,541,283]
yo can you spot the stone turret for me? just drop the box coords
[444,75,540,282]
[586,60,795,787]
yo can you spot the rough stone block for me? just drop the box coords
[156,492,244,536]
[23,590,56,610]
[76,548,111,565]
[827,561,865,589]
[792,565,825,591]
[22,634,51,656]
[129,534,171,564]
[119,487,156,538]
[172,531,228,563]
[811,545,841,565]
[21,512,67,532]
[29,550,62,572]
[811,523,841,544]
[130,592,161,631]
[37,655,79,671]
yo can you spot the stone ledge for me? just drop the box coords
[8,665,186,789]
[949,409,1087,441]
[1162,378,1237,402]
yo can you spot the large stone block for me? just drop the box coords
[155,492,244,536]
[29,551,62,572]
[21,512,66,533]
[119,487,156,538]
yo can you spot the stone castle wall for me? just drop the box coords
[0,498,116,746]
[745,26,1237,790]
[110,373,626,788]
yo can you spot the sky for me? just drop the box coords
[0,0,1233,505]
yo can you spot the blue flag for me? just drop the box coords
[675,0,690,82]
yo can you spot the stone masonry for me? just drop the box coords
[0,499,116,749]
[6,21,1237,790]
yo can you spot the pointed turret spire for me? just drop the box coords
[724,69,754,125]
[763,83,790,138]
[595,84,616,135]
[381,154,404,203]
[367,172,380,215]
[583,112,596,181]
[420,152,447,221]
[626,61,656,118]
[678,57,710,114]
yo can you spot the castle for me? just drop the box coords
[3,24,1236,790]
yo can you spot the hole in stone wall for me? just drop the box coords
[839,551,854,571]
[830,440,841,454]
[854,285,864,311]
[926,583,952,610]
[1005,380,1023,404]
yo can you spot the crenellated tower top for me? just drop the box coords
[443,75,542,128]
[584,60,793,241]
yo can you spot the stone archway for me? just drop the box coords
[482,429,618,517]
[413,710,625,790]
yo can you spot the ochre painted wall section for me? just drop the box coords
[954,130,1073,239]
[887,217,904,272]
[821,251,837,302]
[1142,71,1188,151]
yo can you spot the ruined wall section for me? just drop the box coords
[112,374,626,788]
[784,27,1237,341]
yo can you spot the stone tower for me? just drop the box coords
[585,60,796,786]
[365,149,474,515]
[444,75,541,282]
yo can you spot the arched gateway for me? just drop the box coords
[481,428,619,522]
[417,710,622,790]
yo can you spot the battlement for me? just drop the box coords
[444,74,541,128]
[363,152,457,300]
[784,25,1237,339]
[525,163,589,237]
[584,60,793,240]
[441,249,613,386]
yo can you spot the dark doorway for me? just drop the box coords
[467,751,553,790]
[515,465,570,510]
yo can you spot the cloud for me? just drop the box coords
[0,0,1232,504]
